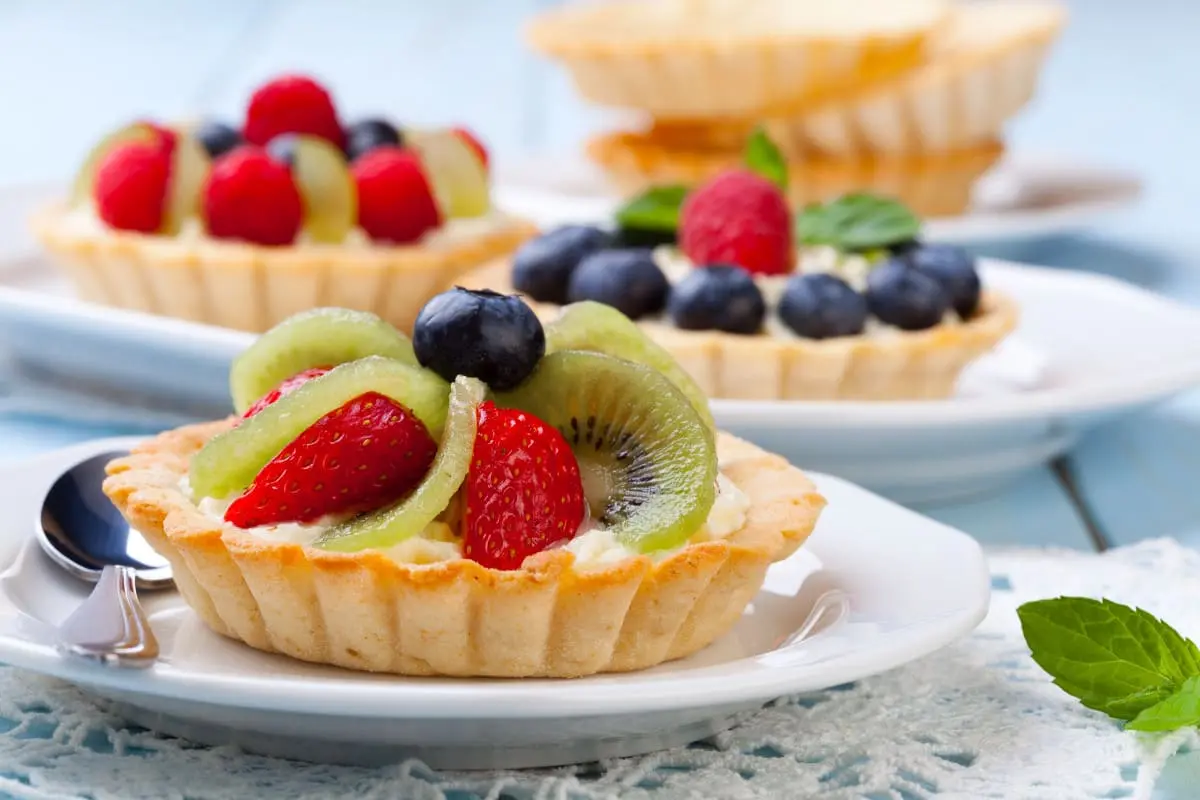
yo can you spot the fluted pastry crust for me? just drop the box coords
[104,421,825,677]
[31,204,537,335]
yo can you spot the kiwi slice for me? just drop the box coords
[282,134,356,243]
[230,308,418,414]
[544,302,715,434]
[162,130,211,235]
[70,121,162,206]
[408,128,489,218]
[495,351,716,553]
[193,357,449,500]
[314,375,486,552]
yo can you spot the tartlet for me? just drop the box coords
[764,0,1067,157]
[32,74,535,334]
[587,129,1003,218]
[527,0,952,119]
[102,295,825,677]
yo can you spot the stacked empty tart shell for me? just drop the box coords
[529,0,1066,217]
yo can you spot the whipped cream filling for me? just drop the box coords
[183,471,751,570]
[653,245,959,339]
[60,204,512,249]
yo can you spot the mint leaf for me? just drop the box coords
[796,193,921,252]
[1018,597,1200,720]
[615,185,689,235]
[1128,676,1200,732]
[743,128,788,192]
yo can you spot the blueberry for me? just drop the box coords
[265,133,301,169]
[865,258,950,331]
[777,273,868,339]
[345,118,403,162]
[512,225,613,304]
[905,244,981,318]
[668,264,765,334]
[195,120,242,160]
[413,288,545,391]
[568,249,669,320]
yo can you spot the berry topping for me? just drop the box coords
[667,264,765,334]
[242,367,330,419]
[93,140,172,233]
[905,244,981,319]
[567,249,669,320]
[413,288,545,391]
[451,126,489,170]
[680,169,793,276]
[202,146,303,246]
[244,74,344,149]
[72,122,172,207]
[195,120,243,160]
[351,146,441,244]
[462,401,585,570]
[344,118,403,162]
[224,391,437,528]
[778,273,868,340]
[512,225,612,305]
[866,258,951,331]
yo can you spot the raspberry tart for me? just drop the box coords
[103,295,825,677]
[32,74,536,334]
[462,132,1017,401]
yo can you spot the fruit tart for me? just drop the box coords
[32,74,536,334]
[103,293,825,677]
[461,132,1017,401]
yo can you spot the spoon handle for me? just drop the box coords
[57,564,160,668]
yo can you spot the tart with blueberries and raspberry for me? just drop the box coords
[31,74,536,335]
[462,130,1018,401]
[102,290,825,677]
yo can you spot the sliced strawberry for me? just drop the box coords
[225,391,436,528]
[241,367,330,419]
[462,401,585,570]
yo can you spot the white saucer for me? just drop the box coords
[0,437,988,769]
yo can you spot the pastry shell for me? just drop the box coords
[587,130,1004,218]
[31,204,538,335]
[103,421,825,677]
[764,1,1067,157]
[461,260,1019,401]
[526,0,951,119]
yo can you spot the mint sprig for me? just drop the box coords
[796,193,921,252]
[614,184,689,237]
[1018,597,1200,728]
[743,128,788,192]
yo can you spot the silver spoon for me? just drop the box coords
[36,450,173,668]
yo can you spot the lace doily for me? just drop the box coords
[2,539,1199,800]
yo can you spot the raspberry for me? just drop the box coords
[94,141,172,234]
[679,170,794,276]
[243,74,344,149]
[202,146,303,246]
[452,126,489,169]
[351,146,441,244]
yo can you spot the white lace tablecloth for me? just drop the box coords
[3,539,1200,800]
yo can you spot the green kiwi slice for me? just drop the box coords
[544,301,715,434]
[192,357,449,500]
[229,308,418,414]
[314,375,486,552]
[495,350,716,553]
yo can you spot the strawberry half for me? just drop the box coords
[241,366,330,419]
[462,401,585,570]
[225,391,436,528]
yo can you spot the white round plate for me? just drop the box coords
[493,152,1142,246]
[0,437,988,769]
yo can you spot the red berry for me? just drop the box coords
[452,126,489,169]
[202,146,303,246]
[225,391,437,528]
[351,146,441,244]
[94,141,172,234]
[679,170,793,276]
[462,402,585,571]
[243,74,344,149]
[242,367,330,419]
